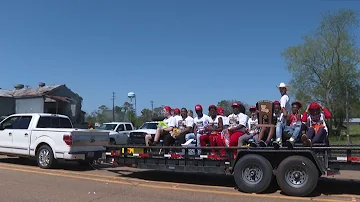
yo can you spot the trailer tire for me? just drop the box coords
[276,155,318,197]
[233,154,273,193]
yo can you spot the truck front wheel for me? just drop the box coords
[276,155,318,197]
[233,154,273,193]
[36,145,55,169]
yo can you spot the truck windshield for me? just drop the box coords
[98,124,117,130]
[37,116,73,128]
[139,123,157,129]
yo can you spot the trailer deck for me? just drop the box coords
[105,144,360,197]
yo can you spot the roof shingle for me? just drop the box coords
[0,85,63,98]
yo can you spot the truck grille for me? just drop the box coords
[130,132,147,138]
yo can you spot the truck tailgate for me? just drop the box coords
[70,130,109,147]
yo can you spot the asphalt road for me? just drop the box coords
[0,156,359,202]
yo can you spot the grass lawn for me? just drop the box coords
[330,124,360,145]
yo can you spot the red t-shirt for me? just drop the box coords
[289,114,300,126]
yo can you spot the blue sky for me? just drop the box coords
[0,0,359,114]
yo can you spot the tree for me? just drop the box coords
[281,9,360,137]
[139,108,153,122]
[152,106,165,120]
[217,100,250,116]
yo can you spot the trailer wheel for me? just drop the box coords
[276,155,318,197]
[233,154,273,193]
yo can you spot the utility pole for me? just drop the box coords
[150,101,154,112]
[112,92,115,122]
[150,101,154,120]
[346,86,352,145]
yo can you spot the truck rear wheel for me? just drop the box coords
[276,155,318,197]
[36,145,55,169]
[78,160,93,166]
[110,138,116,145]
[233,154,273,193]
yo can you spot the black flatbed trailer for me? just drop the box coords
[105,144,360,197]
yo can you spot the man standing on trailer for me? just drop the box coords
[274,82,291,146]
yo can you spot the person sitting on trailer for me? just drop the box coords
[300,102,332,146]
[273,101,303,148]
[217,107,229,129]
[164,108,193,146]
[238,106,260,146]
[216,102,248,156]
[88,123,94,130]
[145,106,176,146]
[250,101,281,147]
[188,109,194,118]
[200,105,223,154]
[252,101,280,147]
[184,104,212,155]
[173,108,182,124]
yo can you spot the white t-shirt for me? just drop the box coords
[174,115,183,127]
[247,117,258,131]
[273,112,284,124]
[222,116,229,126]
[164,116,176,128]
[209,115,222,127]
[177,116,194,131]
[193,114,212,133]
[280,94,291,114]
[228,113,248,131]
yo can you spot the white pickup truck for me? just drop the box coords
[97,122,134,145]
[0,113,109,169]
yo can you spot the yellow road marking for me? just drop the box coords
[0,165,349,202]
[0,162,235,190]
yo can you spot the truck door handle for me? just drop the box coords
[25,133,28,136]
[8,132,12,136]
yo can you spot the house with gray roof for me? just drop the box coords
[0,82,85,124]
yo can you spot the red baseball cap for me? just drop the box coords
[164,106,172,113]
[249,106,257,111]
[232,102,241,107]
[273,100,280,105]
[195,104,202,111]
[309,102,320,110]
[217,107,224,115]
[174,108,180,114]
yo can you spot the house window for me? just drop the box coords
[71,104,76,116]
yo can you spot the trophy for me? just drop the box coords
[256,100,275,127]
